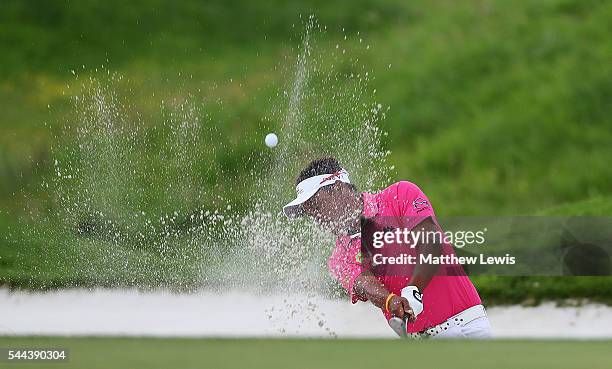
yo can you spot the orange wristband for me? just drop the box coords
[384,293,396,313]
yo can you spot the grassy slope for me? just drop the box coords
[2,0,611,213]
[1,0,612,298]
[0,337,611,369]
[380,0,612,216]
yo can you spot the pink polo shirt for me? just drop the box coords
[327,181,482,333]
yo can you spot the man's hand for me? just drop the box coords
[388,295,416,322]
[353,272,415,323]
[401,285,424,318]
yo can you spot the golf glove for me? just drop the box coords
[401,285,424,318]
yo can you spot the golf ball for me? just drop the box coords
[265,133,278,148]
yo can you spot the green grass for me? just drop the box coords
[0,337,610,369]
[2,0,611,214]
[474,276,612,306]
[538,197,612,216]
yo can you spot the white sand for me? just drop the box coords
[1,289,611,338]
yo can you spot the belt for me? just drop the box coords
[409,304,487,339]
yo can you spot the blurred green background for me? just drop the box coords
[1,0,611,302]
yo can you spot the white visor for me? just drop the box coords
[283,169,351,218]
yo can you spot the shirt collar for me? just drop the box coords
[342,192,379,240]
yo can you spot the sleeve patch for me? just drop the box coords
[413,197,429,213]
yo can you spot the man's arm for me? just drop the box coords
[353,270,416,322]
[409,217,442,291]
[352,217,440,323]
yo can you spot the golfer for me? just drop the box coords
[283,157,491,338]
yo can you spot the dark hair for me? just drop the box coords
[296,157,343,186]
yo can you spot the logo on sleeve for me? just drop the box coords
[413,197,429,213]
[355,251,363,264]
